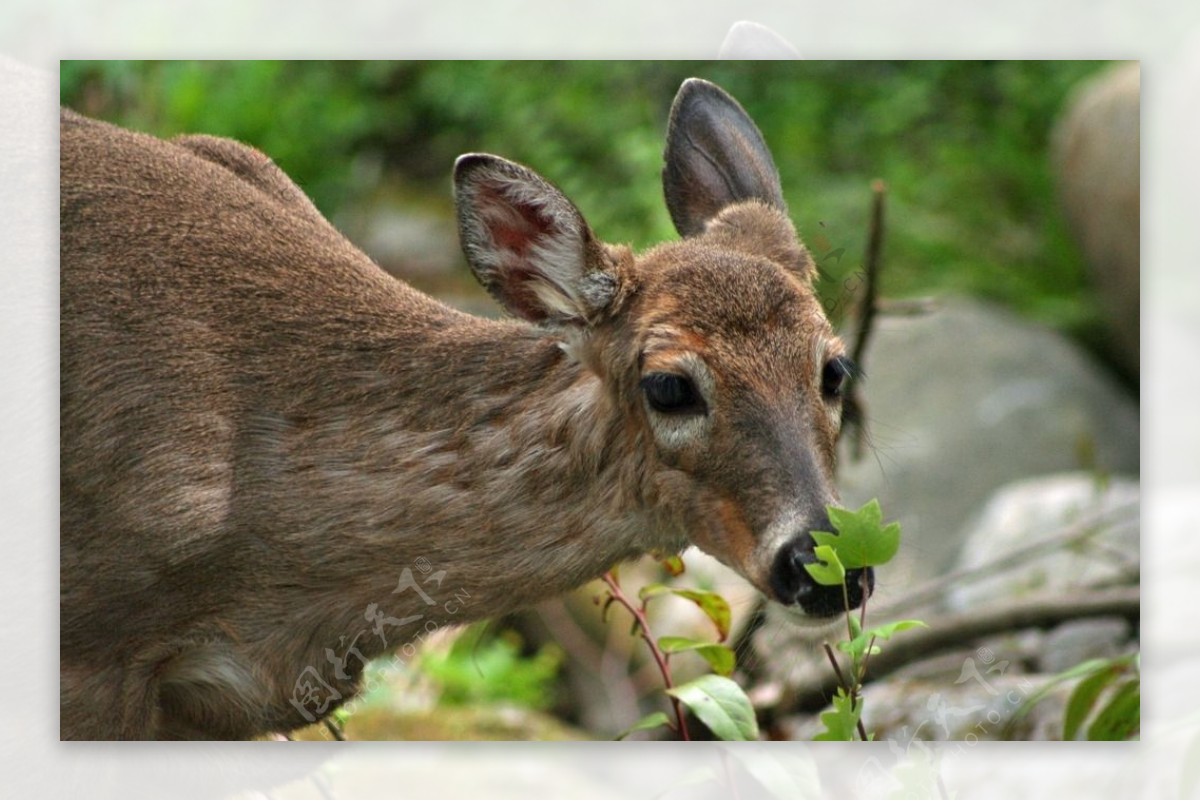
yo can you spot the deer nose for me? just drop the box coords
[768,528,875,618]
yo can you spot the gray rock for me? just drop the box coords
[946,472,1139,613]
[1038,617,1132,674]
[784,673,1071,742]
[836,298,1139,592]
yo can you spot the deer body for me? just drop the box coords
[60,80,871,739]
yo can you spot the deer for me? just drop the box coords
[60,77,873,740]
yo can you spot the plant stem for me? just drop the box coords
[823,643,850,690]
[843,179,887,460]
[855,707,869,741]
[841,570,874,741]
[823,642,869,740]
[601,572,691,741]
[855,570,875,683]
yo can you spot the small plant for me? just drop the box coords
[1006,652,1140,740]
[599,561,759,741]
[803,498,925,741]
[599,499,915,742]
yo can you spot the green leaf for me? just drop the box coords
[838,618,926,660]
[1087,679,1139,741]
[637,584,731,640]
[803,544,846,586]
[666,674,759,741]
[813,690,862,741]
[810,498,901,569]
[865,619,928,642]
[669,589,733,641]
[837,637,880,659]
[637,582,672,601]
[659,554,686,577]
[658,636,737,677]
[1063,665,1122,740]
[616,711,671,740]
[1004,655,1135,738]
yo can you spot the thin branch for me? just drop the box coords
[850,179,886,371]
[601,572,691,740]
[787,585,1139,713]
[841,180,886,461]
[823,642,851,690]
[821,641,870,740]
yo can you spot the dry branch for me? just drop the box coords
[786,585,1140,713]
[841,180,887,460]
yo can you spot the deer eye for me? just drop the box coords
[821,356,857,400]
[641,373,706,415]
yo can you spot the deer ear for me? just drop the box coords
[662,78,787,238]
[454,154,617,325]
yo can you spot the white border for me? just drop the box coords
[4,2,1193,797]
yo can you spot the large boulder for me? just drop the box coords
[947,472,1138,614]
[836,298,1138,591]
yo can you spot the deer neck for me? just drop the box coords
[253,312,669,620]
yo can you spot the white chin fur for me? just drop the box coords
[773,603,845,632]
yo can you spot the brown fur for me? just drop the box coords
[60,79,856,740]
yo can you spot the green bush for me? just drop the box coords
[61,60,1109,334]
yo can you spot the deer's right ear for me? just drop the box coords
[662,78,787,238]
[454,154,618,325]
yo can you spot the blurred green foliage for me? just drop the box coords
[60,60,1107,333]
[418,624,564,710]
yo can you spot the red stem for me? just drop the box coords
[602,572,691,741]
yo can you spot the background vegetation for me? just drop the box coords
[61,60,1110,342]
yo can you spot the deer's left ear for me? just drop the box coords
[454,154,619,325]
[662,78,787,238]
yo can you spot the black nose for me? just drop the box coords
[768,532,875,618]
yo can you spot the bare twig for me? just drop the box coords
[850,180,886,372]
[841,180,886,460]
[788,585,1139,712]
[823,642,851,690]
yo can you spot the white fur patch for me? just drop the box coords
[643,352,716,453]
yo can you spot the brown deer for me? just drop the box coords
[60,78,872,740]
